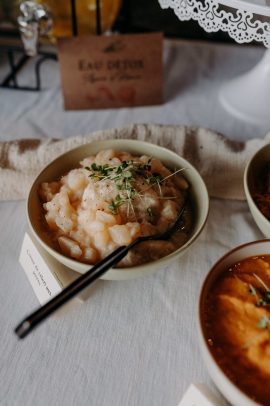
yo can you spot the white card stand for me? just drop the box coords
[19,232,88,305]
[179,384,227,406]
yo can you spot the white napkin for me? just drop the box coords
[0,123,268,201]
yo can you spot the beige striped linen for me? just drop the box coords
[0,123,268,201]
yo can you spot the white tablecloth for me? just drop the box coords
[0,39,267,406]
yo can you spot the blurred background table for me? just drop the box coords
[0,38,268,141]
[158,0,270,125]
[0,38,268,406]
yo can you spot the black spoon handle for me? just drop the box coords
[15,244,130,339]
[15,199,187,339]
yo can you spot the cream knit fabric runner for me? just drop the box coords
[0,123,268,201]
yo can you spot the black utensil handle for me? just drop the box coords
[15,245,130,339]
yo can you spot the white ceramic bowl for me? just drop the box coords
[244,143,270,238]
[28,139,209,280]
[198,240,270,406]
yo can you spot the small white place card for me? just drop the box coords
[19,232,84,305]
[179,384,226,406]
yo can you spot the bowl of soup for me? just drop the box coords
[244,143,270,238]
[28,139,209,280]
[199,240,270,406]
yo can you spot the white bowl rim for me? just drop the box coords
[244,143,270,226]
[27,139,209,276]
[198,238,270,406]
[244,153,270,222]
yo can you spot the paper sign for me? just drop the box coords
[57,32,163,110]
[19,232,84,305]
[179,384,226,406]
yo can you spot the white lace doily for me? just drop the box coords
[158,0,270,47]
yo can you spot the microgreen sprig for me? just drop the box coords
[108,194,125,214]
[253,273,270,291]
[85,163,114,180]
[249,284,257,296]
[86,159,155,215]
[256,291,270,307]
[251,273,270,307]
[257,315,270,330]
[84,158,184,217]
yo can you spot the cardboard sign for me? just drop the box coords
[57,33,163,110]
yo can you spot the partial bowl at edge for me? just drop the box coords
[244,142,270,238]
[198,239,270,406]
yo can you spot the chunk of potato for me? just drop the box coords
[95,210,117,226]
[161,200,177,221]
[82,246,99,263]
[109,224,139,245]
[94,229,111,250]
[58,236,82,259]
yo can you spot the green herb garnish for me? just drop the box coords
[252,273,270,307]
[85,158,183,217]
[86,163,113,180]
[253,273,270,291]
[249,284,257,296]
[86,159,154,214]
[146,172,162,185]
[256,291,270,307]
[108,195,125,214]
[257,315,270,330]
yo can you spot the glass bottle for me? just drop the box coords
[37,0,122,39]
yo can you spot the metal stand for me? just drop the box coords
[0,0,102,91]
[158,0,270,126]
[0,42,57,91]
[219,48,270,125]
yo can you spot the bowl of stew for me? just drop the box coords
[199,240,270,406]
[28,139,209,280]
[244,143,270,238]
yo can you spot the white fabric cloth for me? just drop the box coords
[0,39,269,406]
